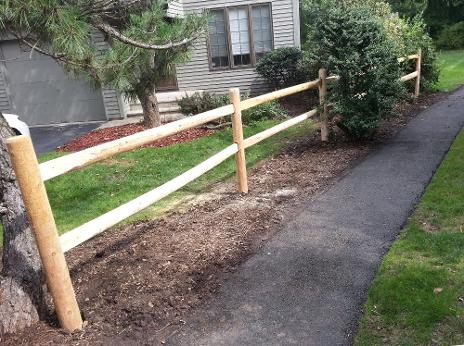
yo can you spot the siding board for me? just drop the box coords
[167,1,184,17]
[0,48,11,112]
[91,31,125,119]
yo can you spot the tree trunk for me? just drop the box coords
[0,114,47,335]
[137,87,161,128]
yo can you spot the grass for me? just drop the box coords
[436,50,464,91]
[28,119,315,237]
[354,130,464,346]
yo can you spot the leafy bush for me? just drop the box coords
[436,22,464,50]
[178,92,228,115]
[178,92,288,125]
[302,2,406,140]
[256,47,305,89]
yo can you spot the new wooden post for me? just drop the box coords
[415,48,422,97]
[318,68,329,142]
[6,135,83,332]
[229,88,248,193]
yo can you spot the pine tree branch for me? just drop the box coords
[93,22,201,50]
[9,31,78,65]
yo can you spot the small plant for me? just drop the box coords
[178,92,228,116]
[256,47,305,89]
[436,22,464,50]
[242,101,288,125]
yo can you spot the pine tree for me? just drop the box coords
[0,0,207,127]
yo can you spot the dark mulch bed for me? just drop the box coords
[59,124,215,152]
[1,92,447,345]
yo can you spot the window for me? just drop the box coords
[229,7,251,66]
[208,10,230,68]
[252,5,273,60]
[208,4,273,70]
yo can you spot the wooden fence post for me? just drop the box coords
[415,48,422,97]
[6,135,83,332]
[318,68,329,142]
[229,88,248,194]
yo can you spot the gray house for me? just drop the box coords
[0,0,300,126]
[175,0,301,94]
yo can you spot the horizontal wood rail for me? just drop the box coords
[326,75,340,83]
[244,110,318,149]
[39,80,321,182]
[401,71,419,82]
[59,144,239,252]
[6,49,422,332]
[40,104,235,181]
[398,54,419,63]
[240,79,320,110]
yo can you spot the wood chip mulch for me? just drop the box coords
[58,124,215,152]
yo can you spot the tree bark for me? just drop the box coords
[0,114,47,335]
[137,87,162,128]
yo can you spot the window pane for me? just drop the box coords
[228,7,251,66]
[208,10,229,68]
[252,5,273,61]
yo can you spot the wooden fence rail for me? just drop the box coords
[6,50,422,332]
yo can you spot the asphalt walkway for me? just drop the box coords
[168,88,464,346]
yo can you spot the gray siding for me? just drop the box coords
[176,0,299,94]
[91,31,126,119]
[0,73,10,113]
[0,48,11,113]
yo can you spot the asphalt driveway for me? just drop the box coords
[30,122,102,155]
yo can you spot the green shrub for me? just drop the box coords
[436,22,464,50]
[256,47,305,89]
[178,92,228,115]
[178,92,288,125]
[302,2,406,140]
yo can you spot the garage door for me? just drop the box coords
[0,40,106,126]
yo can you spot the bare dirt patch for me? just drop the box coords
[1,92,446,345]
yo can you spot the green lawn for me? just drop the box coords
[34,119,315,237]
[436,50,464,91]
[355,130,464,346]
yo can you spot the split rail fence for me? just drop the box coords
[6,49,422,332]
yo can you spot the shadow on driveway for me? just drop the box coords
[30,122,102,155]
